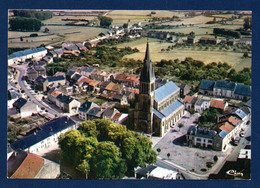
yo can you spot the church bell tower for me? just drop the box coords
[134,40,155,134]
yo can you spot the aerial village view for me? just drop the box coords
[7,9,251,180]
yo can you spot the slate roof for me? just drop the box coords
[13,98,27,109]
[47,75,65,82]
[161,100,184,118]
[79,101,98,113]
[199,79,215,91]
[9,47,46,59]
[155,81,179,103]
[81,67,95,73]
[234,84,251,97]
[102,108,119,118]
[214,80,236,91]
[87,107,101,117]
[56,94,74,104]
[34,76,46,83]
[218,130,228,138]
[153,108,165,120]
[11,116,76,151]
[140,41,156,83]
[187,126,217,138]
[232,108,249,120]
[71,73,82,81]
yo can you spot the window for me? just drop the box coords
[197,138,201,141]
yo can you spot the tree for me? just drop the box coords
[156,148,161,154]
[243,17,252,30]
[59,119,157,178]
[98,16,113,28]
[90,141,126,179]
[167,153,171,159]
[9,17,41,31]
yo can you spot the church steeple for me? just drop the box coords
[140,39,155,83]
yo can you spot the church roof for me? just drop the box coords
[161,100,184,118]
[140,41,155,83]
[155,81,179,103]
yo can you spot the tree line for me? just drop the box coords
[9,17,42,31]
[59,119,157,179]
[155,58,251,86]
[12,10,53,20]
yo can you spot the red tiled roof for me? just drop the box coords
[210,99,227,110]
[89,80,100,86]
[220,115,241,126]
[115,74,139,83]
[76,77,93,85]
[218,122,234,133]
[128,89,139,94]
[11,153,44,179]
[183,95,194,103]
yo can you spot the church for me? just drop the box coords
[134,41,185,137]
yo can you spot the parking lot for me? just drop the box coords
[152,111,232,175]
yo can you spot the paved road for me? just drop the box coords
[13,64,61,117]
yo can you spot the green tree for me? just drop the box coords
[9,17,41,31]
[90,141,126,179]
[98,16,113,27]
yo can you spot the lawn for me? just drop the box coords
[115,37,251,71]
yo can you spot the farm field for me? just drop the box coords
[8,26,108,48]
[115,38,251,71]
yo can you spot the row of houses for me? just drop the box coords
[199,80,251,101]
[186,105,250,151]
[183,95,228,113]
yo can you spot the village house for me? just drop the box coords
[240,37,252,46]
[13,97,38,118]
[48,48,64,58]
[112,74,139,88]
[111,112,128,124]
[43,75,66,92]
[8,47,48,66]
[11,116,77,153]
[186,126,217,148]
[135,165,180,180]
[56,94,81,115]
[8,150,60,179]
[81,67,97,78]
[199,79,251,101]
[194,98,211,113]
[178,83,191,98]
[198,37,218,44]
[112,94,128,105]
[8,89,22,108]
[210,99,228,112]
[78,101,99,121]
[104,82,124,94]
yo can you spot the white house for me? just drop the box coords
[11,116,77,154]
[8,47,47,66]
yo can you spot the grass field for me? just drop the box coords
[115,38,251,71]
[8,26,109,48]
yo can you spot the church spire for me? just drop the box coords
[140,39,155,83]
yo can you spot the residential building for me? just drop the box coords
[8,47,47,66]
[178,83,191,98]
[56,94,80,115]
[186,126,217,148]
[13,97,38,118]
[210,99,228,112]
[135,165,180,180]
[11,116,77,153]
[78,101,99,120]
[8,150,60,179]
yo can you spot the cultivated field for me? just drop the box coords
[8,26,108,48]
[115,38,251,71]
